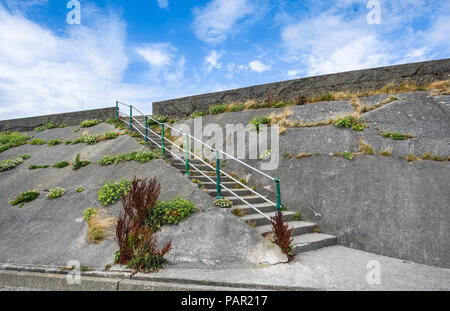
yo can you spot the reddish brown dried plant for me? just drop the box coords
[271,211,295,261]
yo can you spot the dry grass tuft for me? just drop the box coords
[426,80,450,95]
[295,153,313,159]
[405,153,420,162]
[87,210,116,243]
[269,107,293,134]
[379,147,393,156]
[358,138,375,155]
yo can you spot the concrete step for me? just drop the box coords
[179,170,217,177]
[242,211,297,226]
[206,188,253,197]
[256,221,318,236]
[172,162,212,170]
[197,182,238,189]
[291,233,337,254]
[225,195,268,205]
[233,203,276,215]
[188,175,234,182]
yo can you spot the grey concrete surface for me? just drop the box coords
[0,107,115,132]
[0,123,280,271]
[2,245,448,291]
[153,58,450,117]
[167,91,450,268]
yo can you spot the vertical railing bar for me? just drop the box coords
[185,135,190,176]
[215,149,223,199]
[161,123,166,158]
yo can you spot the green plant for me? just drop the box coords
[77,187,85,193]
[148,115,168,125]
[52,161,70,169]
[9,190,40,207]
[64,140,73,145]
[382,131,414,140]
[98,179,131,206]
[191,112,205,118]
[28,139,47,145]
[0,131,30,152]
[0,155,31,172]
[259,149,272,160]
[80,119,101,128]
[28,165,49,170]
[334,115,365,131]
[293,213,302,221]
[83,134,99,145]
[83,207,97,222]
[351,123,365,131]
[47,187,65,199]
[47,139,62,146]
[230,103,244,112]
[210,104,227,115]
[214,198,233,209]
[153,198,197,225]
[35,121,58,132]
[98,151,160,166]
[249,115,271,132]
[73,154,90,170]
[106,118,125,130]
[71,137,84,145]
[105,132,119,140]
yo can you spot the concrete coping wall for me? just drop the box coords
[153,58,450,117]
[0,107,115,132]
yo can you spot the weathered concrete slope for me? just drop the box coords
[153,58,450,117]
[0,123,282,270]
[168,91,450,268]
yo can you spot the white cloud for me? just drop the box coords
[136,43,174,68]
[192,0,259,44]
[157,0,169,10]
[204,50,223,72]
[287,70,300,78]
[249,60,271,72]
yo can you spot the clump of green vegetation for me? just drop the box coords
[152,198,197,226]
[293,213,302,221]
[35,121,58,132]
[98,179,131,206]
[47,187,65,199]
[83,207,97,222]
[83,134,99,145]
[47,139,62,146]
[214,198,233,208]
[106,118,125,130]
[420,153,449,161]
[73,154,90,171]
[334,115,365,131]
[71,137,83,145]
[210,104,227,115]
[382,131,414,140]
[250,115,271,132]
[9,190,40,207]
[148,115,169,125]
[28,139,47,145]
[99,150,161,166]
[259,149,272,160]
[80,119,101,128]
[105,132,118,140]
[230,103,245,112]
[191,112,205,118]
[191,179,201,184]
[77,187,85,193]
[0,155,31,172]
[52,161,70,169]
[64,140,73,145]
[334,151,355,160]
[29,164,49,170]
[0,131,30,153]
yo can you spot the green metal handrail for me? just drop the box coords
[116,101,282,217]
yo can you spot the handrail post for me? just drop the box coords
[129,105,133,131]
[161,123,166,158]
[145,115,148,144]
[115,101,118,119]
[215,150,223,199]
[275,178,282,216]
[185,135,190,176]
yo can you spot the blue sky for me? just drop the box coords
[0,0,449,119]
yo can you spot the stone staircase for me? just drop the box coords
[137,123,337,255]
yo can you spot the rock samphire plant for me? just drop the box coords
[214,198,233,208]
[98,179,131,206]
[9,190,40,207]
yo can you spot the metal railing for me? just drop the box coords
[116,101,282,221]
